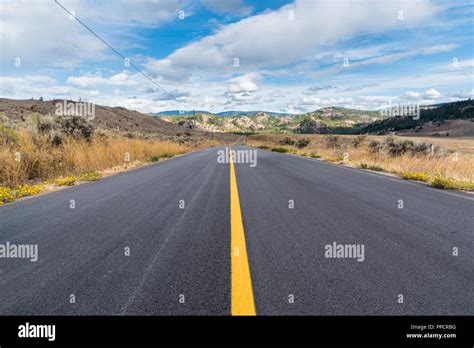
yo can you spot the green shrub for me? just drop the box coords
[351,135,366,148]
[385,138,414,156]
[27,113,94,144]
[310,153,321,159]
[149,155,160,162]
[271,147,288,153]
[279,137,296,146]
[0,124,18,145]
[296,137,310,148]
[368,140,382,153]
[325,135,340,148]
[57,115,94,140]
[410,142,432,156]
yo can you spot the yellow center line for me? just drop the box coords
[229,145,256,316]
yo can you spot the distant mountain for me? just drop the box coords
[152,110,291,117]
[153,101,474,135]
[152,110,212,116]
[297,107,383,133]
[157,108,382,134]
[215,111,291,117]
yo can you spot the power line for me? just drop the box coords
[54,0,182,104]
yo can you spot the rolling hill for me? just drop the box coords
[156,101,474,136]
[157,107,384,134]
[0,98,190,136]
[152,110,291,117]
[360,99,474,136]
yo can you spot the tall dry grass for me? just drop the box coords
[0,128,201,187]
[247,134,474,182]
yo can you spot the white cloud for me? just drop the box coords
[404,91,422,99]
[229,92,256,102]
[67,72,137,88]
[359,95,399,103]
[89,0,186,27]
[423,88,442,99]
[300,96,354,107]
[67,76,107,88]
[227,74,259,93]
[1,0,470,114]
[354,44,458,66]
[450,89,474,98]
[146,0,440,80]
[0,75,62,96]
[0,0,186,70]
[108,73,136,86]
[223,73,260,104]
[1,1,105,69]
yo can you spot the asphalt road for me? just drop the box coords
[0,145,472,315]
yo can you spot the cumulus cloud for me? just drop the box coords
[359,95,399,103]
[223,73,260,104]
[146,0,440,81]
[423,88,442,99]
[404,91,422,99]
[0,0,186,70]
[0,75,68,96]
[67,72,137,88]
[227,74,259,93]
[1,0,470,114]
[300,96,354,107]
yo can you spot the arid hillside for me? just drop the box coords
[0,98,187,135]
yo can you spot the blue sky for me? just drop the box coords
[1,0,473,113]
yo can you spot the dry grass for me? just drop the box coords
[247,134,474,190]
[0,128,212,188]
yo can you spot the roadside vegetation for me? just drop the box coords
[0,113,214,205]
[247,134,474,192]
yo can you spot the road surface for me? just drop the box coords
[0,145,472,315]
